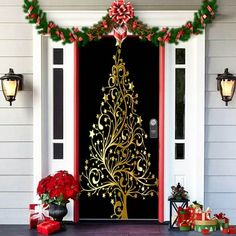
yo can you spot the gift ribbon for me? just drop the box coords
[30,205,49,221]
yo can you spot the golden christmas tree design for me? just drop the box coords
[80,46,158,219]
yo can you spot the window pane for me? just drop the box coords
[53,68,63,139]
[175,143,185,160]
[176,48,185,65]
[53,49,63,65]
[175,68,185,139]
[53,143,63,159]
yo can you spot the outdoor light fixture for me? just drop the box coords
[0,68,23,106]
[216,68,236,106]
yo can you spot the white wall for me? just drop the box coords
[0,0,236,224]
[0,1,33,224]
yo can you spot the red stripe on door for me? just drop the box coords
[158,45,165,223]
[74,42,79,223]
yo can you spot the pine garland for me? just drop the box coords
[23,0,218,47]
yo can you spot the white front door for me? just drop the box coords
[164,35,205,221]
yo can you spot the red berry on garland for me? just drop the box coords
[28,13,37,19]
[87,33,94,41]
[78,37,83,41]
[102,21,108,29]
[73,27,79,33]
[132,21,138,29]
[161,27,168,33]
[146,34,152,41]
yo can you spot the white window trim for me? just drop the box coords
[33,10,204,221]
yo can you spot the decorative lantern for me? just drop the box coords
[216,68,236,106]
[0,68,23,106]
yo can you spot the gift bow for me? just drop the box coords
[30,205,49,221]
[214,212,227,220]
[109,0,134,26]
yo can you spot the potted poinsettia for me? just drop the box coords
[37,170,79,221]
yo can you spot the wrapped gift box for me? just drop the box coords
[214,212,229,230]
[194,208,211,221]
[29,204,50,229]
[37,220,61,235]
[180,221,191,231]
[187,207,196,229]
[177,207,189,226]
[194,219,217,233]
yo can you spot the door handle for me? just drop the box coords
[149,118,158,139]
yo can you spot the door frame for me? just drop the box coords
[33,10,204,223]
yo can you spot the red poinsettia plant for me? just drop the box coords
[37,170,79,206]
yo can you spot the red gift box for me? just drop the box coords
[194,208,211,221]
[37,220,61,235]
[177,207,190,226]
[222,226,236,234]
[29,204,50,229]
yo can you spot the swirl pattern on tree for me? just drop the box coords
[80,46,158,219]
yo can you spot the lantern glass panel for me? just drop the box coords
[221,79,235,97]
[2,80,18,97]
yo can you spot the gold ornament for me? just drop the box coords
[81,46,158,219]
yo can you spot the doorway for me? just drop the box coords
[78,37,159,219]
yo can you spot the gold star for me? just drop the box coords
[137,116,143,124]
[129,82,134,90]
[89,130,95,138]
[102,193,106,198]
[103,94,109,102]
[85,160,89,164]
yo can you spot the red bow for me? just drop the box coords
[109,0,134,26]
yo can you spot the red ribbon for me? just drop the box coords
[47,22,56,34]
[113,25,127,44]
[207,5,215,16]
[200,14,207,26]
[36,16,40,26]
[109,0,134,26]
[185,22,193,33]
[28,6,34,14]
[56,30,65,40]
[176,29,184,40]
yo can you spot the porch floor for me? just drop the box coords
[0,222,226,236]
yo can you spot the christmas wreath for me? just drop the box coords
[23,0,218,47]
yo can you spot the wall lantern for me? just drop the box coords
[216,68,236,106]
[0,68,23,106]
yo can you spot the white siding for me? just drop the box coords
[0,3,33,224]
[205,0,236,222]
[0,0,235,224]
